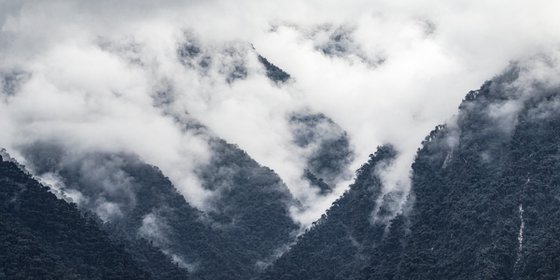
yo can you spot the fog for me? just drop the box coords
[1,0,560,225]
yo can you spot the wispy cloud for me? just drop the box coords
[1,0,560,225]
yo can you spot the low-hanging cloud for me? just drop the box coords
[1,0,560,226]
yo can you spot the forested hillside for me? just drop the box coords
[261,145,403,280]
[0,153,179,279]
[22,137,298,280]
[378,67,560,279]
[263,65,560,280]
[289,112,354,195]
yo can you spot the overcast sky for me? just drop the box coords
[1,0,560,225]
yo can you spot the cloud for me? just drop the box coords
[1,0,560,225]
[139,212,170,245]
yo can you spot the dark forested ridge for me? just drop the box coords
[21,137,298,280]
[197,139,299,269]
[263,66,560,280]
[383,68,560,280]
[0,153,162,279]
[258,54,291,84]
[262,145,404,280]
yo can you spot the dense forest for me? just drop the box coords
[20,137,298,280]
[289,112,354,195]
[0,153,187,279]
[261,66,560,279]
[261,145,402,280]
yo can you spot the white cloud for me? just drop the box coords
[1,0,560,226]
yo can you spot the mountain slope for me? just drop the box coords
[198,139,299,268]
[14,41,356,279]
[0,152,160,280]
[261,145,402,280]
[264,63,560,280]
[22,138,299,280]
[381,67,560,280]
[289,112,354,195]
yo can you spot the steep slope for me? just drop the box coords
[0,151,160,279]
[376,66,560,280]
[22,138,298,280]
[289,112,354,194]
[176,35,355,196]
[197,139,299,268]
[264,62,560,280]
[261,145,404,280]
[257,54,291,84]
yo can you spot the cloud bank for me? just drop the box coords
[1,0,560,225]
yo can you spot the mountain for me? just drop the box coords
[289,112,354,195]
[263,64,560,279]
[6,30,560,280]
[12,42,353,278]
[377,66,560,280]
[260,145,402,280]
[197,138,299,269]
[0,150,185,280]
[21,137,298,280]
[257,54,291,84]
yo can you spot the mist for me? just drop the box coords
[1,0,560,226]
